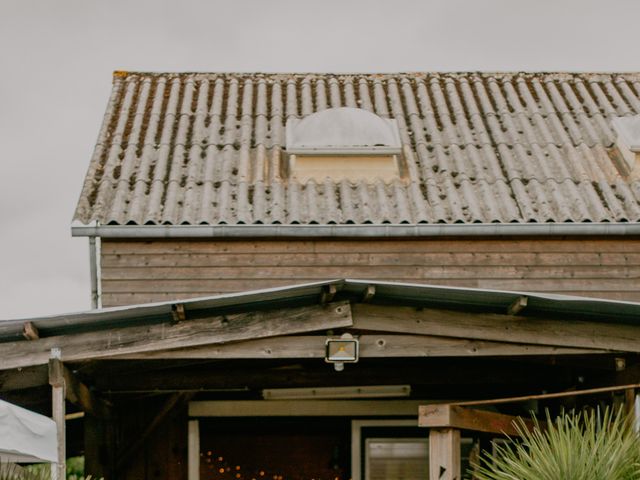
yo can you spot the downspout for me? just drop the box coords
[88,236,101,309]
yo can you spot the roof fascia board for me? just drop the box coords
[71,223,640,238]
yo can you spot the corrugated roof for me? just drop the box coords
[3,279,640,343]
[73,72,640,227]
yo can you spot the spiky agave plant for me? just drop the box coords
[474,407,640,480]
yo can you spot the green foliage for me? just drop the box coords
[474,407,640,480]
[0,463,49,480]
[2,458,99,480]
[64,457,84,480]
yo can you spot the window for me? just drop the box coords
[352,420,475,480]
[365,438,429,480]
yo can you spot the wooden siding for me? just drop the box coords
[100,238,640,307]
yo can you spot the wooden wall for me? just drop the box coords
[100,237,640,307]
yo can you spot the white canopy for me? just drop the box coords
[0,399,57,463]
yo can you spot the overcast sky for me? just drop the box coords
[1,0,639,320]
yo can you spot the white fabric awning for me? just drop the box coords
[0,399,57,463]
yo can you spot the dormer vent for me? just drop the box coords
[612,116,640,175]
[286,107,402,183]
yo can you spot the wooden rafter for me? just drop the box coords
[22,322,39,340]
[507,296,528,316]
[171,303,186,323]
[319,284,337,304]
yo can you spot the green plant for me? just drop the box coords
[0,460,100,480]
[0,463,50,480]
[474,407,640,480]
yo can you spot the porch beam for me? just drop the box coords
[0,301,352,370]
[189,400,424,417]
[419,404,535,436]
[353,304,640,352]
[110,334,605,360]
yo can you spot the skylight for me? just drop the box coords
[285,107,403,183]
[612,116,640,174]
[286,107,402,155]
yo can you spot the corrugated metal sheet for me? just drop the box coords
[3,279,640,342]
[73,72,640,226]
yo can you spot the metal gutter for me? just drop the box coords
[71,223,640,238]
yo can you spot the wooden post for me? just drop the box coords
[625,388,639,432]
[429,428,460,480]
[188,420,200,480]
[49,353,66,480]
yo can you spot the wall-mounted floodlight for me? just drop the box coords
[325,333,359,371]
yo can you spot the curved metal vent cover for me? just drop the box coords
[286,107,402,155]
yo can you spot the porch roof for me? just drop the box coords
[2,279,640,343]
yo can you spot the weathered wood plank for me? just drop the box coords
[420,404,535,436]
[353,304,640,352]
[100,265,640,281]
[100,277,640,293]
[110,334,606,360]
[102,239,640,255]
[0,302,352,370]
[100,238,640,307]
[101,251,640,268]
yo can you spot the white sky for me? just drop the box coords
[1,0,639,319]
